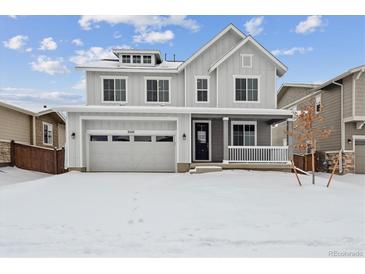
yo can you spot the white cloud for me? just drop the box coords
[25,47,32,52]
[271,46,314,56]
[72,78,86,90]
[70,45,131,65]
[133,30,174,44]
[39,37,57,50]
[113,31,122,39]
[8,15,17,19]
[71,38,83,46]
[295,16,324,34]
[3,35,28,50]
[78,15,200,32]
[30,56,69,75]
[244,16,264,36]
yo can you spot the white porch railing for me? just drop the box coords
[228,146,289,163]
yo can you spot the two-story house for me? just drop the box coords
[273,65,365,174]
[58,24,292,172]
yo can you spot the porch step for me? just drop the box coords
[189,165,223,174]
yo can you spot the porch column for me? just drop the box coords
[223,117,229,163]
[287,120,293,161]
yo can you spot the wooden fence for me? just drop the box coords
[293,153,319,172]
[10,140,65,174]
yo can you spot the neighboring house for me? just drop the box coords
[0,101,66,165]
[58,24,292,173]
[273,65,365,174]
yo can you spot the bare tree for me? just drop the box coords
[288,100,331,185]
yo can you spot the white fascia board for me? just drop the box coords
[209,36,287,76]
[36,110,66,123]
[177,24,246,72]
[54,105,292,117]
[76,67,179,73]
[0,100,35,116]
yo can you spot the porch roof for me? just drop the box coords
[54,105,292,117]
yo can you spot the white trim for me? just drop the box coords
[0,100,34,116]
[144,77,172,105]
[192,120,212,162]
[209,36,287,76]
[216,66,219,108]
[344,116,365,122]
[177,24,245,72]
[315,94,322,114]
[42,121,53,146]
[230,121,257,146]
[184,68,187,107]
[241,54,253,68]
[233,75,260,103]
[100,76,128,104]
[194,75,210,103]
[352,135,365,151]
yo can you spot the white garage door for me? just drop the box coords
[88,134,176,172]
[355,140,365,174]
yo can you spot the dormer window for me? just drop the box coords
[132,55,141,64]
[143,55,152,64]
[122,55,131,63]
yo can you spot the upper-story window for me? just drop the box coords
[234,76,259,102]
[146,78,170,103]
[43,122,53,145]
[143,55,152,64]
[132,55,141,64]
[241,54,253,68]
[315,94,322,113]
[121,55,131,63]
[196,77,209,103]
[102,77,127,103]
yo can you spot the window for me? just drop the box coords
[146,79,170,103]
[112,135,130,142]
[232,122,256,146]
[241,54,253,68]
[196,77,209,102]
[143,55,152,64]
[90,135,108,142]
[234,77,259,102]
[134,136,152,142]
[122,55,131,63]
[156,136,174,142]
[102,78,127,102]
[43,122,53,145]
[315,94,321,113]
[132,55,141,64]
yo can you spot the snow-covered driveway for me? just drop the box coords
[0,170,364,257]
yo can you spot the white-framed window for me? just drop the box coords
[195,76,209,103]
[241,54,253,68]
[121,55,131,63]
[145,78,170,103]
[231,121,257,146]
[233,76,259,102]
[101,77,128,103]
[143,55,152,64]
[132,55,141,64]
[43,122,53,145]
[315,94,322,113]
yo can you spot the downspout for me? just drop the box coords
[332,81,344,173]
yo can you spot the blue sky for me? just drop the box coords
[0,15,364,110]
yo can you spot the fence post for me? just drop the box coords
[10,140,15,167]
[53,148,58,174]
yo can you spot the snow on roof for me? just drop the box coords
[77,60,183,71]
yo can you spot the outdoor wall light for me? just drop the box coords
[71,132,76,139]
[182,133,186,140]
[347,139,352,144]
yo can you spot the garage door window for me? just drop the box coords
[90,135,108,141]
[156,136,174,142]
[134,136,152,142]
[112,135,130,142]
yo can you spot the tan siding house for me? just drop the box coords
[0,101,66,165]
[273,65,365,174]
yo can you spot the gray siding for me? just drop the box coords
[86,71,185,106]
[345,122,365,151]
[0,105,31,144]
[185,29,242,108]
[343,75,353,118]
[355,72,365,116]
[272,121,287,146]
[217,42,276,109]
[277,87,312,109]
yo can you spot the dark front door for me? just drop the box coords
[195,122,209,161]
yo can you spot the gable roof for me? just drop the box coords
[277,83,320,102]
[176,24,246,72]
[208,35,287,76]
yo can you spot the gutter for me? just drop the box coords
[332,80,344,173]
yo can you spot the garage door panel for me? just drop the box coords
[355,143,365,174]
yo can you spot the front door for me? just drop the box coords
[195,122,210,161]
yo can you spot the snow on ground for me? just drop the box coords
[0,169,364,257]
[0,166,51,187]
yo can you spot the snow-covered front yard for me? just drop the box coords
[0,168,364,257]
